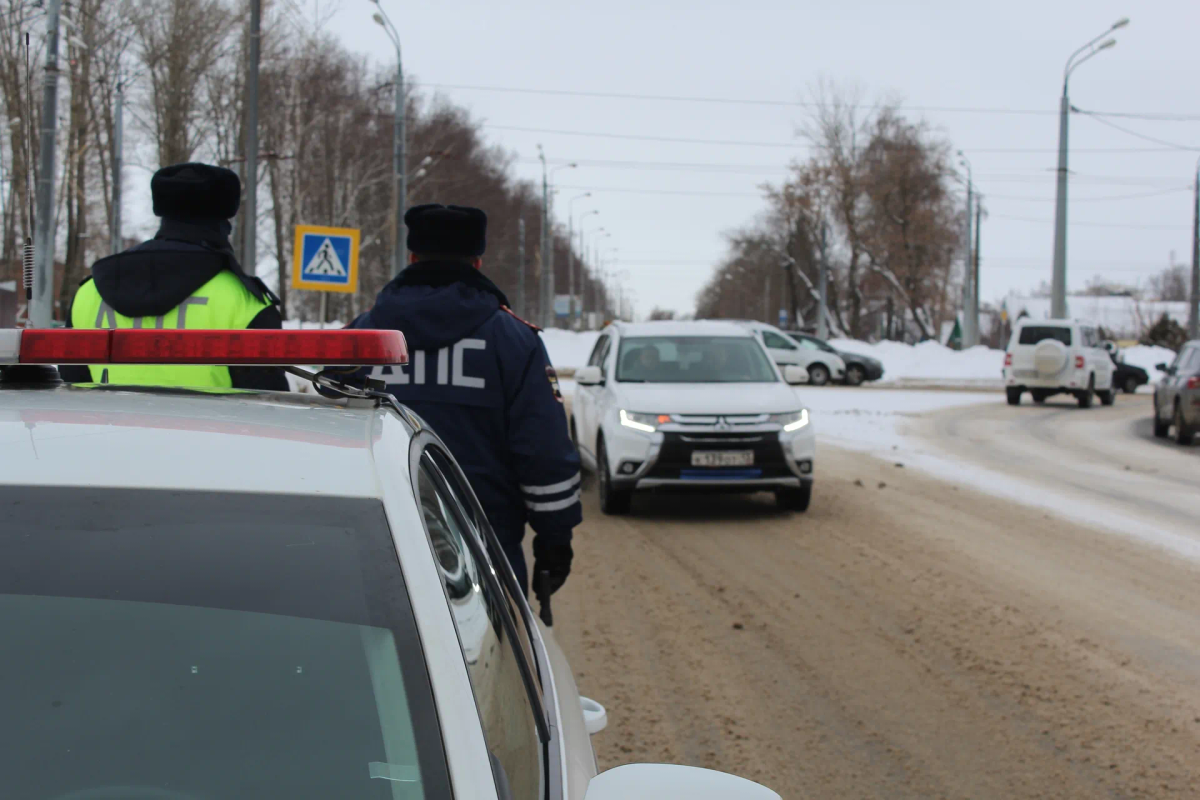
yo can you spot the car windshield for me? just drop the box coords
[616,335,777,383]
[0,487,450,800]
[1018,325,1072,346]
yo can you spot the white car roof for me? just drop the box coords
[0,386,400,497]
[615,320,755,338]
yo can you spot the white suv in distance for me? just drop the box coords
[1002,319,1116,408]
[571,321,814,515]
[737,320,846,386]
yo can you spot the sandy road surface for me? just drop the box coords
[549,445,1200,799]
[907,394,1200,554]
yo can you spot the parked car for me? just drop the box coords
[1103,342,1149,394]
[0,327,781,800]
[571,320,815,514]
[1002,319,1116,407]
[736,320,845,386]
[785,331,885,386]
[1153,339,1200,444]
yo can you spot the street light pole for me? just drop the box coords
[958,151,974,348]
[371,2,406,279]
[567,195,592,327]
[1051,18,1127,319]
[109,76,124,255]
[242,0,262,275]
[817,222,829,340]
[1190,156,1199,339]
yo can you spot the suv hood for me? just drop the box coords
[616,382,804,414]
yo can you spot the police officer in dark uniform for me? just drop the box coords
[61,162,288,391]
[348,204,580,605]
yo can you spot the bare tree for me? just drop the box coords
[1146,265,1188,302]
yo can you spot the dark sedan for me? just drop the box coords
[1103,342,1149,394]
[785,331,884,386]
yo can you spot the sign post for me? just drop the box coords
[291,225,361,327]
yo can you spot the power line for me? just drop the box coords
[426,81,1200,120]
[987,186,1189,203]
[489,123,1179,154]
[1075,109,1200,152]
[989,213,1190,230]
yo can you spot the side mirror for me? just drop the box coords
[783,365,809,385]
[1155,363,1167,372]
[575,366,604,386]
[585,764,780,800]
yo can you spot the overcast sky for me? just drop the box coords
[315,0,1200,318]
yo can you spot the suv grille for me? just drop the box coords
[646,431,791,479]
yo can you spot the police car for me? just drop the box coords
[0,327,779,800]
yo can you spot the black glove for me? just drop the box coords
[532,539,573,597]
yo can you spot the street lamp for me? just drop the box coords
[567,194,592,325]
[369,1,406,279]
[1050,17,1128,319]
[957,150,976,347]
[537,147,577,327]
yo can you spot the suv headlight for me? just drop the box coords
[620,410,664,433]
[769,409,810,432]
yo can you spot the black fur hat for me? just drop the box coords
[151,162,242,221]
[405,204,487,257]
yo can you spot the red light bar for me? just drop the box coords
[11,329,407,366]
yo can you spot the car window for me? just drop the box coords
[0,487,452,800]
[802,335,839,353]
[1018,325,1072,346]
[416,457,543,800]
[587,335,609,368]
[615,336,778,383]
[1183,347,1200,374]
[796,338,825,351]
[762,330,797,350]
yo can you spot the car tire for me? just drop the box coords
[1123,376,1139,394]
[845,365,865,386]
[1099,387,1116,406]
[1077,378,1094,409]
[808,364,831,387]
[1153,406,1171,438]
[597,438,633,515]
[776,484,812,512]
[1175,403,1195,445]
[1006,387,1022,406]
[1031,390,1047,404]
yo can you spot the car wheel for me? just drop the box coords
[1175,403,1195,445]
[1123,376,1139,394]
[776,484,812,512]
[1099,387,1116,406]
[597,438,633,515]
[1031,390,1047,404]
[1077,377,1094,409]
[1006,387,1022,406]
[1153,405,1171,438]
[845,365,865,386]
[807,364,830,386]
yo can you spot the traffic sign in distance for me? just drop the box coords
[291,225,360,293]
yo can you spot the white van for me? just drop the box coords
[1002,319,1116,408]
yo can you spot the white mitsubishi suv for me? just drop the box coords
[571,320,814,515]
[1002,318,1116,408]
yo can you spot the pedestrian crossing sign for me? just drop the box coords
[291,224,360,294]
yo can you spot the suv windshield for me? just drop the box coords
[1018,325,1072,346]
[0,488,450,800]
[616,335,777,383]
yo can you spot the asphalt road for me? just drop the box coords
[548,395,1200,799]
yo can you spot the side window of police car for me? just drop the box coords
[762,330,796,350]
[416,455,543,800]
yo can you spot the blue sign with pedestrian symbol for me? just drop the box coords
[291,224,360,294]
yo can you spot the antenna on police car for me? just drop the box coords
[21,31,36,328]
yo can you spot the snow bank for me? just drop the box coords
[830,338,1003,387]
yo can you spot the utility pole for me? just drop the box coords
[973,199,983,346]
[241,0,262,275]
[1190,158,1199,339]
[817,223,829,340]
[538,147,548,328]
[369,2,406,278]
[763,275,770,323]
[961,167,974,348]
[783,260,798,330]
[517,217,526,318]
[108,78,124,254]
[30,0,62,328]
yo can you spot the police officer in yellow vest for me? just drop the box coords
[62,163,288,390]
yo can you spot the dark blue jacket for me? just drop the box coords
[348,262,581,566]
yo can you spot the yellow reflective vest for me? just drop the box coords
[70,270,275,387]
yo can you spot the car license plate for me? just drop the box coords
[691,450,754,467]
